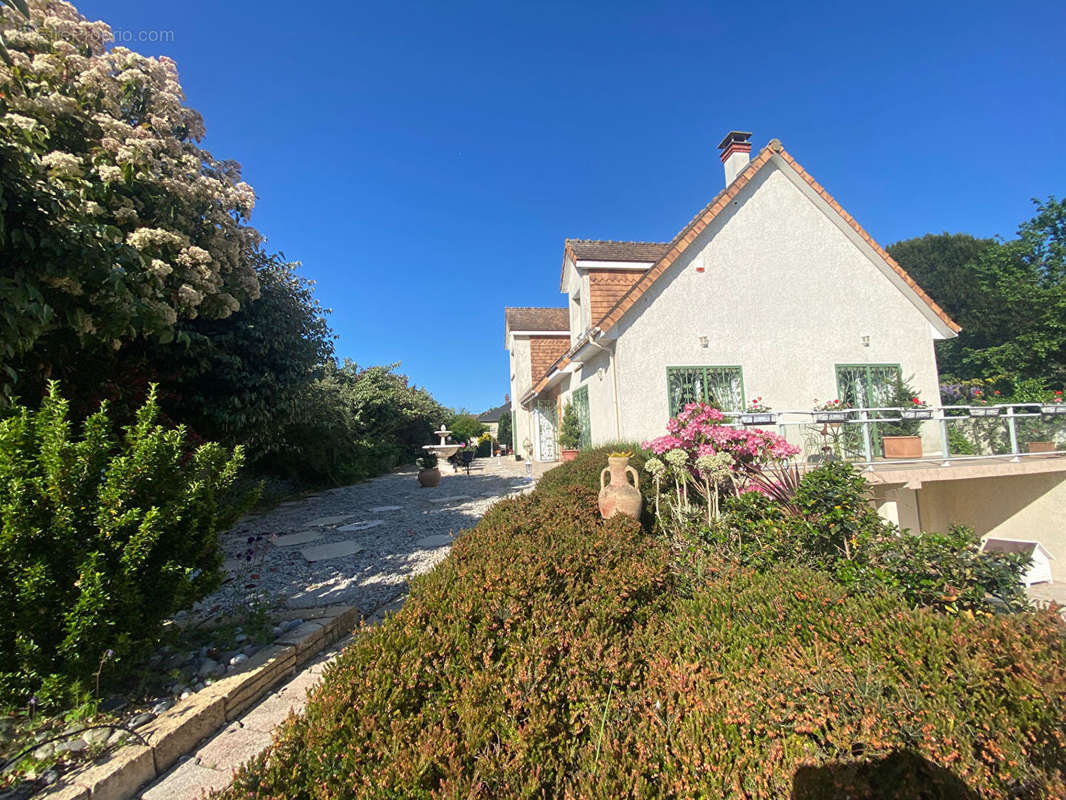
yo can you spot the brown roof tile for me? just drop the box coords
[505,307,569,338]
[565,239,671,263]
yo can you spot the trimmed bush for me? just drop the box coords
[0,384,248,705]
[221,477,1066,799]
[226,486,671,797]
[702,462,1030,614]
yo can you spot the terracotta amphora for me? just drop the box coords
[598,454,641,520]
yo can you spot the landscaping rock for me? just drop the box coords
[60,737,88,754]
[106,729,128,747]
[151,699,174,715]
[130,712,156,728]
[83,727,111,746]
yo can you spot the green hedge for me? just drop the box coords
[221,479,1066,798]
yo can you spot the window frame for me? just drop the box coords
[666,365,746,417]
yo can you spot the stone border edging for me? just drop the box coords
[39,601,376,800]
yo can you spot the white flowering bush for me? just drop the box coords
[0,0,261,392]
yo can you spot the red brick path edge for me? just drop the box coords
[39,600,396,800]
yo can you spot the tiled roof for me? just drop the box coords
[593,139,961,338]
[565,239,670,263]
[477,403,509,423]
[504,306,569,332]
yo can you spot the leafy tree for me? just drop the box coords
[141,254,333,461]
[264,361,447,485]
[887,233,997,321]
[497,408,513,451]
[447,413,486,444]
[960,197,1066,383]
[0,1,262,396]
[887,233,996,378]
[889,199,1066,385]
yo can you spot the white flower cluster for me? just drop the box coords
[1,0,264,342]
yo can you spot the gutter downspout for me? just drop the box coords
[588,335,621,440]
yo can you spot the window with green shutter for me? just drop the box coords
[666,366,744,417]
[572,385,591,449]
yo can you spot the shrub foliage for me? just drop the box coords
[705,462,1030,614]
[221,470,1066,799]
[0,384,246,703]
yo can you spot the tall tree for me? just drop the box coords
[890,200,1066,384]
[887,233,996,378]
[961,198,1066,383]
[0,0,261,397]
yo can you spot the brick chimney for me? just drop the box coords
[718,131,752,186]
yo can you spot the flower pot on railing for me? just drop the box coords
[740,412,777,426]
[1028,441,1056,454]
[882,435,923,459]
[901,408,933,420]
[814,411,848,424]
[969,407,1000,418]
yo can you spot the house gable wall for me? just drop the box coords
[531,336,571,382]
[588,269,645,323]
[606,163,942,443]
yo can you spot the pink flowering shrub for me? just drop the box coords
[643,403,799,469]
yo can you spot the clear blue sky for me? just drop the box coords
[77,0,1066,413]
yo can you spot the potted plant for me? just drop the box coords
[813,398,848,424]
[558,400,582,462]
[881,378,925,458]
[969,388,1000,417]
[416,452,440,487]
[1040,390,1066,416]
[740,396,776,426]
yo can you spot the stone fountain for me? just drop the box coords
[423,424,460,469]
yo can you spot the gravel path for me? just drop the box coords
[186,462,537,622]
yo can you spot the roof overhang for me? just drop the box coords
[575,259,654,271]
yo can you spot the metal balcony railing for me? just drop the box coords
[718,403,1066,470]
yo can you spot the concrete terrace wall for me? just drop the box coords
[609,163,943,444]
[918,473,1066,566]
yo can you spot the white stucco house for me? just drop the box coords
[505,132,960,462]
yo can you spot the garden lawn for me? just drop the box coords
[219,455,1066,799]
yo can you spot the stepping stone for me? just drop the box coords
[272,531,322,547]
[336,520,385,533]
[369,505,403,512]
[415,534,453,549]
[300,541,365,562]
[426,495,471,504]
[305,515,354,527]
